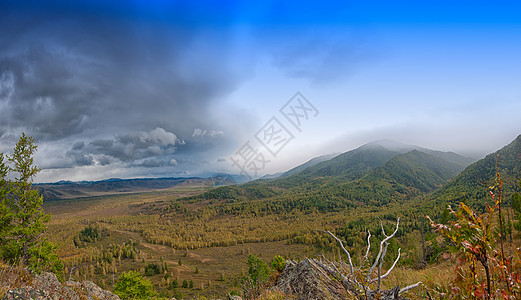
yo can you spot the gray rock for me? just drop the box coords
[275,258,350,300]
[2,272,120,300]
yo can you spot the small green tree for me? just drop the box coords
[114,270,157,300]
[78,225,99,242]
[247,254,270,286]
[241,254,271,298]
[170,279,179,288]
[0,133,61,274]
[271,255,285,272]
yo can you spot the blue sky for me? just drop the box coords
[1,0,520,182]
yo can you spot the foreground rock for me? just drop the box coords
[2,271,120,300]
[275,258,351,299]
[275,258,413,300]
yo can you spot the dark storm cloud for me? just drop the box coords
[64,128,179,166]
[0,2,244,143]
[0,46,103,139]
[67,151,94,167]
[0,1,252,180]
[0,1,379,181]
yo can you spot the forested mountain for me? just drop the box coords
[366,150,465,193]
[269,144,401,190]
[293,144,399,179]
[296,149,467,208]
[363,139,475,168]
[278,153,338,178]
[430,134,521,207]
[190,141,474,211]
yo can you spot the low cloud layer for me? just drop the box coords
[0,2,246,181]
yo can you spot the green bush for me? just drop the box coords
[271,255,285,272]
[114,270,157,299]
[79,225,99,242]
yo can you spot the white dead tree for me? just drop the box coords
[319,217,421,299]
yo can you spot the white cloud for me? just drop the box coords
[192,128,224,138]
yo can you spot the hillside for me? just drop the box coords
[366,149,464,194]
[268,144,401,191]
[191,141,472,212]
[293,144,399,180]
[430,134,521,207]
[268,140,473,191]
[292,149,466,208]
[363,139,475,168]
[278,153,339,178]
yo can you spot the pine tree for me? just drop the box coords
[0,153,12,248]
[0,133,62,273]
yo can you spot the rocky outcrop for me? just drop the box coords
[275,258,414,300]
[2,271,120,300]
[275,258,351,299]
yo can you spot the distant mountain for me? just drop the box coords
[279,153,338,178]
[303,150,466,207]
[260,172,285,179]
[191,140,475,213]
[210,173,250,184]
[270,145,400,190]
[431,134,521,206]
[272,140,473,188]
[37,175,241,200]
[364,139,475,168]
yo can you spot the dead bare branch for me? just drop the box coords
[399,282,422,294]
[318,229,354,275]
[320,217,421,298]
[363,229,371,263]
[380,248,401,280]
[368,217,400,280]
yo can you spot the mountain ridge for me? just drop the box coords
[430,134,521,206]
[37,175,241,201]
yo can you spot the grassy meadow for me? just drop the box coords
[43,187,323,298]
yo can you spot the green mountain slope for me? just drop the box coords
[430,134,521,206]
[279,153,338,178]
[366,150,464,192]
[307,150,465,207]
[300,144,399,179]
[269,144,400,190]
[363,139,475,169]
